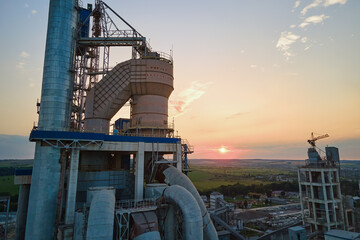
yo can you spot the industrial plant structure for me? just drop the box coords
[298,133,356,238]
[14,0,219,239]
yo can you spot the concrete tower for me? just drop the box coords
[25,0,77,239]
[298,146,345,237]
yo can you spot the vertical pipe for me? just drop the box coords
[26,0,77,238]
[176,143,182,171]
[184,144,188,175]
[64,149,80,239]
[135,142,145,202]
[15,184,30,240]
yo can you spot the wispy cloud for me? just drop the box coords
[25,3,29,8]
[323,0,347,7]
[276,31,300,60]
[226,112,248,120]
[250,64,257,68]
[301,37,308,43]
[299,14,329,28]
[31,10,37,14]
[16,62,25,69]
[301,0,323,15]
[170,81,212,117]
[294,1,301,8]
[20,51,30,58]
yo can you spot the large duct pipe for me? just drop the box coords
[158,165,218,240]
[86,189,115,240]
[163,185,203,240]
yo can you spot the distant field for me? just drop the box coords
[0,175,19,196]
[187,165,286,192]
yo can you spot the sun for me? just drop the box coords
[219,147,228,154]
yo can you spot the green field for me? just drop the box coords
[0,175,19,196]
[187,165,290,192]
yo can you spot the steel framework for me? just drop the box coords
[72,0,153,131]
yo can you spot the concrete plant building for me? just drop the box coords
[298,133,356,238]
[13,0,226,240]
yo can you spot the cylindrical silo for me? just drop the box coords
[25,0,77,239]
[130,59,173,136]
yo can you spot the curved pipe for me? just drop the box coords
[86,189,115,240]
[159,165,218,240]
[163,185,203,240]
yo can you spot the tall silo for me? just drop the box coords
[25,0,77,239]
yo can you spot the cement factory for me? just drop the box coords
[7,0,360,240]
[14,0,220,239]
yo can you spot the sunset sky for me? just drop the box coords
[0,0,359,160]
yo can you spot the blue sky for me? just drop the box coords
[0,0,359,159]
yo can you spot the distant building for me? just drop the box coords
[298,146,347,237]
[210,192,224,209]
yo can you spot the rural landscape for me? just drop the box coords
[1,158,359,211]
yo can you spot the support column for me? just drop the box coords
[309,170,318,231]
[64,149,80,239]
[321,170,331,231]
[176,143,182,171]
[298,169,305,225]
[135,142,145,202]
[15,184,30,240]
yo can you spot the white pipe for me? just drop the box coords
[86,189,115,240]
[162,166,218,240]
[163,185,203,240]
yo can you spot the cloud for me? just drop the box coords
[299,14,329,28]
[20,51,30,58]
[16,62,25,69]
[25,3,29,8]
[304,45,311,51]
[301,37,308,43]
[276,31,300,60]
[170,81,212,117]
[290,24,296,29]
[250,64,257,68]
[31,10,37,14]
[294,1,301,8]
[323,0,347,7]
[301,0,323,15]
[226,112,249,120]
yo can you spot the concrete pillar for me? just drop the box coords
[135,142,145,202]
[308,170,318,231]
[15,184,30,240]
[297,169,305,225]
[329,171,338,227]
[176,143,182,171]
[25,144,62,239]
[321,170,331,231]
[64,149,80,239]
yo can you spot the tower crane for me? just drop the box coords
[307,132,329,148]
